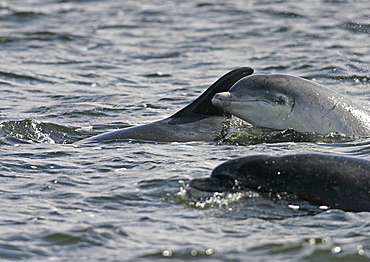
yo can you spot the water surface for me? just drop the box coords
[1,0,370,261]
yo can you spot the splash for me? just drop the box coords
[222,122,352,145]
[178,185,259,210]
[0,119,86,144]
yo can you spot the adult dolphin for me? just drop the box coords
[81,67,254,142]
[212,74,370,137]
[189,154,370,212]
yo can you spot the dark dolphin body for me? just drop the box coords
[189,154,370,212]
[81,67,254,142]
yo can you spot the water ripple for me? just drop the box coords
[0,0,369,261]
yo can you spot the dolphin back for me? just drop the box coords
[80,67,254,143]
[190,154,370,212]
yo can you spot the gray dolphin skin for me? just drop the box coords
[189,154,370,212]
[81,67,254,142]
[212,74,370,137]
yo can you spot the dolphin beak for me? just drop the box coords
[212,92,232,107]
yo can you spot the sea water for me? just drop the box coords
[0,0,369,261]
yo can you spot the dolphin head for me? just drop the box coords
[212,74,298,130]
[189,155,287,193]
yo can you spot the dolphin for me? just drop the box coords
[80,67,254,142]
[189,154,370,212]
[212,74,370,137]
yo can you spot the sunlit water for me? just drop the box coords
[1,0,370,261]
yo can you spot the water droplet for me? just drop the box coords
[162,250,172,257]
[205,248,215,255]
[331,246,341,253]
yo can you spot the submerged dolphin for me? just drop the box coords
[81,67,254,142]
[212,74,370,137]
[189,154,370,212]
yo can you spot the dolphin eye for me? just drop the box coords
[274,96,286,105]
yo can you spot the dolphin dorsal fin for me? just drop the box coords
[173,67,254,117]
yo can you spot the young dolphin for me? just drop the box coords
[81,67,254,142]
[189,154,370,212]
[212,74,370,137]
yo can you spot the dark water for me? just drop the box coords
[1,0,370,261]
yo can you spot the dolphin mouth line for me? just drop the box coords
[189,174,244,192]
[214,97,269,103]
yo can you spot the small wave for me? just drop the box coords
[94,24,140,30]
[0,37,15,44]
[58,106,128,118]
[222,125,352,146]
[0,70,55,84]
[24,31,77,42]
[326,74,370,82]
[0,119,88,144]
[341,21,370,34]
[179,186,321,219]
[142,72,172,78]
[132,51,182,60]
[2,10,46,22]
[259,9,305,19]
[41,224,128,247]
[0,70,40,82]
